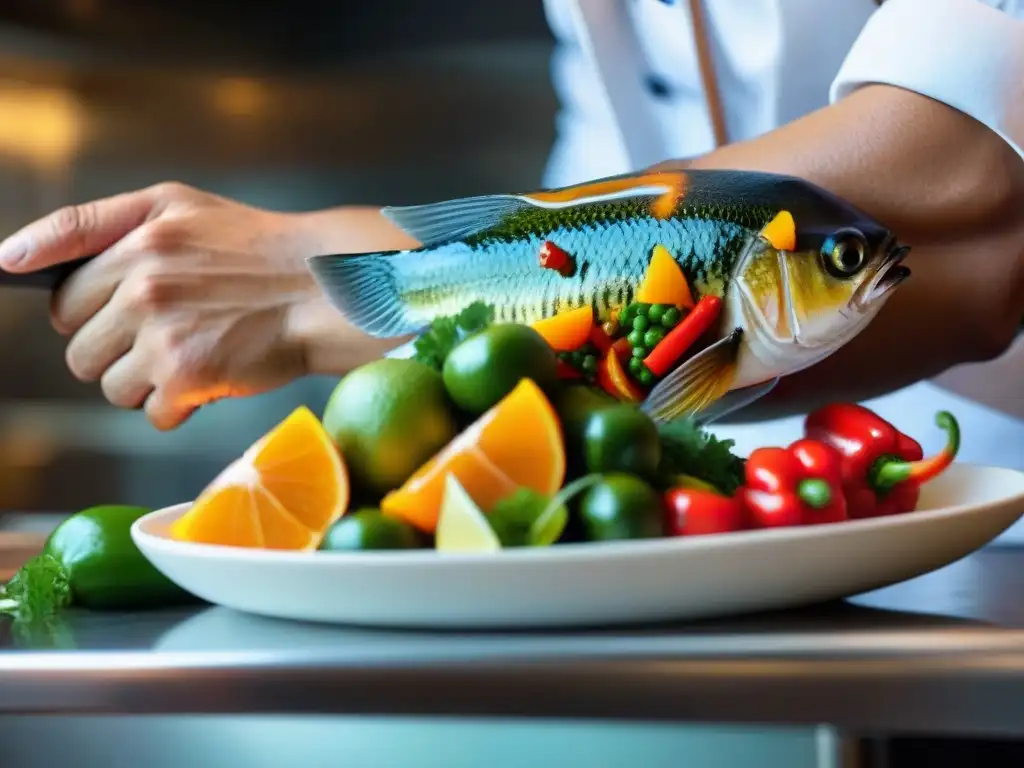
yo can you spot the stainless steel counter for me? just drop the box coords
[4,544,1024,739]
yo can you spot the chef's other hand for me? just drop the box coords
[0,182,339,430]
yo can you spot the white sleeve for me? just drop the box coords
[830,0,1024,161]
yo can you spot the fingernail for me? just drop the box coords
[0,237,26,269]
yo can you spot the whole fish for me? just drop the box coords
[308,169,910,423]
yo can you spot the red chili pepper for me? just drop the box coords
[665,488,747,536]
[804,404,960,519]
[742,439,848,528]
[643,295,721,377]
[539,241,573,275]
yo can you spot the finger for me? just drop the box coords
[0,188,158,273]
[50,224,154,335]
[65,297,140,382]
[143,389,197,432]
[100,349,154,409]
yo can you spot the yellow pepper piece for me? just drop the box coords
[760,210,796,252]
[635,244,695,309]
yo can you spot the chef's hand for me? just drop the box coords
[0,182,415,430]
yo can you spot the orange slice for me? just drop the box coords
[530,306,594,351]
[636,244,695,309]
[381,378,565,533]
[169,406,349,550]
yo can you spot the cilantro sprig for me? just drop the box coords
[657,418,746,495]
[412,301,495,371]
[0,553,72,622]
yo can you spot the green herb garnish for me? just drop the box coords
[657,418,746,495]
[0,553,72,622]
[412,301,495,371]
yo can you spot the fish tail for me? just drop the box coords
[306,251,422,339]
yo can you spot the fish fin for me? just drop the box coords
[381,195,527,247]
[306,252,423,338]
[692,377,779,426]
[641,329,743,423]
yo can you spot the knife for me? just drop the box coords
[0,256,95,290]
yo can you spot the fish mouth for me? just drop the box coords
[856,244,911,307]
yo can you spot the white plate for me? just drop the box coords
[132,463,1024,629]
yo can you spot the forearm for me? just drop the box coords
[680,85,1024,419]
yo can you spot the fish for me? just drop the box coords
[307,169,910,423]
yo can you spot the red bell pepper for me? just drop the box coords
[742,439,848,528]
[804,404,960,519]
[665,487,747,536]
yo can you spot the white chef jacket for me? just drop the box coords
[541,0,1024,492]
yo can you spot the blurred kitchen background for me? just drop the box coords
[0,0,558,514]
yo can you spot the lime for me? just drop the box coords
[552,384,618,477]
[578,474,664,542]
[44,505,194,610]
[320,508,423,551]
[442,324,558,415]
[435,474,501,552]
[584,404,662,478]
[323,358,459,496]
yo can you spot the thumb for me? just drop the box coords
[0,188,160,273]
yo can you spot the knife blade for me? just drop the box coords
[0,256,95,290]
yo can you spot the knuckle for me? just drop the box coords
[51,204,88,241]
[126,271,174,311]
[135,220,181,253]
[149,181,190,200]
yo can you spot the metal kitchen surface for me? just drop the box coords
[4,545,1024,738]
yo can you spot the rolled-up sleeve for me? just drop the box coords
[830,0,1024,160]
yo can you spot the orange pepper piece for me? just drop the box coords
[530,306,595,352]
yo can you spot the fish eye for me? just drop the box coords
[821,229,867,278]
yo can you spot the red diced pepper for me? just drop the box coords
[804,404,960,519]
[589,324,613,354]
[665,488,747,537]
[643,295,722,378]
[611,337,632,361]
[742,439,848,528]
[556,359,583,380]
[539,241,573,275]
[597,348,645,402]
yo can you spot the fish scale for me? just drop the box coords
[394,213,749,327]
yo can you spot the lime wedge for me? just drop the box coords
[436,474,501,553]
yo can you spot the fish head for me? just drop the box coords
[730,185,910,380]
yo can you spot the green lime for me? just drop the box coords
[320,508,423,551]
[578,474,664,542]
[323,358,459,496]
[44,505,194,610]
[583,404,662,477]
[442,324,558,415]
[553,384,618,477]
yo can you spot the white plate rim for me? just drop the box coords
[132,462,1024,567]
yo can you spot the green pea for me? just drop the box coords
[628,357,644,374]
[637,368,655,386]
[634,316,651,334]
[635,303,650,317]
[571,349,585,365]
[647,304,666,323]
[581,354,598,373]
[661,307,681,327]
[626,329,643,347]
[631,346,646,359]
[643,328,665,348]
